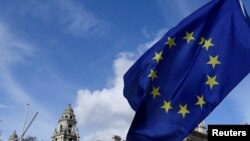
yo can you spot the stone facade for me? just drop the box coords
[111,122,207,141]
[112,135,122,141]
[8,131,19,141]
[51,104,80,141]
[49,104,207,141]
[184,122,207,141]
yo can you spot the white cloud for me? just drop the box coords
[142,26,150,38]
[74,53,135,141]
[74,29,166,141]
[137,28,167,54]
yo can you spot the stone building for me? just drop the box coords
[8,131,19,141]
[110,122,207,141]
[50,104,207,141]
[51,104,80,141]
[112,135,122,141]
[184,122,207,141]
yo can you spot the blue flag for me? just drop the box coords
[123,0,250,141]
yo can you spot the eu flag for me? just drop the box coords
[123,0,250,141]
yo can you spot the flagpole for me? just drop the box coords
[20,103,29,141]
[239,0,246,17]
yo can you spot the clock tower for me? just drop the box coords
[51,104,80,141]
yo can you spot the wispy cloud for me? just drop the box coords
[0,22,54,141]
[74,29,166,141]
[0,24,34,69]
[137,28,167,54]
[156,0,206,25]
[0,104,7,109]
[141,26,150,38]
[1,0,110,36]
[0,22,34,103]
[175,0,193,17]
[57,0,110,36]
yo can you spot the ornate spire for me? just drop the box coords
[63,104,74,115]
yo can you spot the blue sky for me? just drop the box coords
[0,0,249,141]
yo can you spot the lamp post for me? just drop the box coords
[0,120,2,141]
[19,103,38,141]
[20,103,29,141]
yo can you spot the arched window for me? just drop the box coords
[68,124,72,133]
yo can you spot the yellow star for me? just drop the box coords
[153,51,163,63]
[178,104,190,118]
[202,38,214,51]
[183,31,195,43]
[165,37,176,49]
[196,95,205,109]
[206,75,219,90]
[207,55,221,69]
[198,37,205,45]
[151,86,160,99]
[161,100,173,113]
[148,69,157,81]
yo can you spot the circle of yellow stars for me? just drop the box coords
[147,30,221,119]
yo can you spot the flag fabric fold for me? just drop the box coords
[123,0,250,141]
